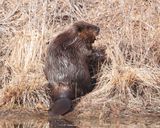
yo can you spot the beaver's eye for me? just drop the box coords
[77,26,82,32]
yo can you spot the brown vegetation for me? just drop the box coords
[0,0,160,118]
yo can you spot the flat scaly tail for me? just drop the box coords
[49,98,72,115]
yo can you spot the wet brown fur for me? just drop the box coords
[44,21,100,115]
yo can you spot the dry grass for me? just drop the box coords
[0,0,160,118]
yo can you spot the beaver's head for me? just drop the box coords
[71,21,100,56]
[73,21,100,39]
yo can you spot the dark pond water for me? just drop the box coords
[0,115,160,128]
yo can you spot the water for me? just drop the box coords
[0,115,160,128]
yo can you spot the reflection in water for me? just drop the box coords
[0,118,77,128]
[0,116,160,128]
[14,124,23,128]
[49,119,77,128]
[0,120,47,128]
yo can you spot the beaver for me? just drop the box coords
[44,21,100,115]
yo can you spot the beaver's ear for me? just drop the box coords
[73,21,84,32]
